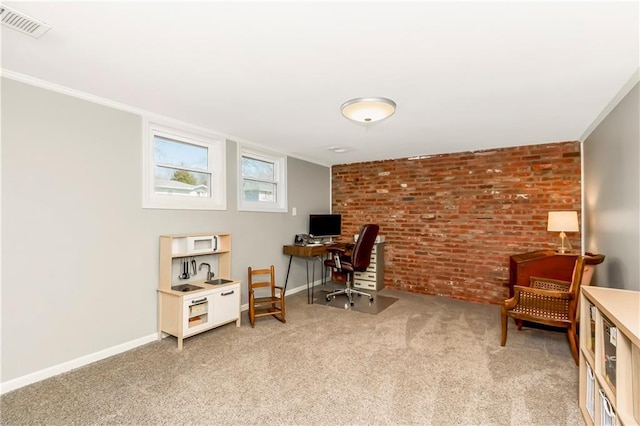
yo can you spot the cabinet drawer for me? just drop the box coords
[354,271,376,281]
[189,302,208,317]
[354,279,376,290]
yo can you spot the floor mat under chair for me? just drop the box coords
[314,288,398,314]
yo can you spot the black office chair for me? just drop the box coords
[324,224,379,306]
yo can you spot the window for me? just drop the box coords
[143,120,226,210]
[238,146,287,212]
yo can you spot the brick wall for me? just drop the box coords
[331,141,582,304]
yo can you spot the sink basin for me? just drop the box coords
[172,284,203,292]
[205,278,234,285]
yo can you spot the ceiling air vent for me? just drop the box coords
[1,5,51,38]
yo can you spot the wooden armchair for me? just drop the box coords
[248,265,286,328]
[501,256,586,364]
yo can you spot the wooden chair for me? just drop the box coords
[247,265,286,328]
[501,255,586,364]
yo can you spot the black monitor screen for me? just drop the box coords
[308,214,342,238]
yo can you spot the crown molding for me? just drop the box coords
[0,69,330,167]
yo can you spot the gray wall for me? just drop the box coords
[583,83,639,290]
[1,78,330,383]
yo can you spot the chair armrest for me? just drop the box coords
[503,294,518,310]
[327,247,346,254]
[584,253,605,265]
[516,284,572,298]
[529,276,571,291]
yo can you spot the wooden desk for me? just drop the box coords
[283,244,333,258]
[283,244,336,303]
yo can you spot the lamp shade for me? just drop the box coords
[547,211,579,232]
[341,97,396,123]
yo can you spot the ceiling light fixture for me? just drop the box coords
[326,146,348,153]
[341,97,396,123]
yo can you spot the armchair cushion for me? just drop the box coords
[506,285,572,323]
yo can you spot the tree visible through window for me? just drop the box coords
[143,121,226,210]
[153,136,210,197]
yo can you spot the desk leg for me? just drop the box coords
[309,256,325,304]
[281,247,330,304]
[305,258,312,304]
[311,258,316,304]
[321,254,327,285]
[284,254,315,304]
[284,255,293,294]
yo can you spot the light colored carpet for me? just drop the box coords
[0,289,582,425]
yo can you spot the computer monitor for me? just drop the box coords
[308,214,342,238]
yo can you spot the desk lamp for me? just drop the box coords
[547,211,579,253]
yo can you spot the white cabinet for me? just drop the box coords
[211,285,241,325]
[181,284,240,338]
[579,286,640,426]
[353,242,385,291]
[158,233,240,349]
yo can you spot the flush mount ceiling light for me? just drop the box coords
[326,146,348,153]
[341,97,396,123]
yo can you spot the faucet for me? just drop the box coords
[198,263,215,281]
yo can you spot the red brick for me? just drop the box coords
[332,141,581,305]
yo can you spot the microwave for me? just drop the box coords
[186,235,218,254]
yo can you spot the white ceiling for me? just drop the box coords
[2,1,638,166]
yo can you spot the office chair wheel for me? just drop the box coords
[326,296,331,302]
[369,297,374,301]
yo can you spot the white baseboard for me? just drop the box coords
[286,281,319,296]
[0,333,157,395]
[1,280,319,395]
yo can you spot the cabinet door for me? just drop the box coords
[212,284,240,325]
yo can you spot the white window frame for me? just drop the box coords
[142,119,226,210]
[238,145,287,213]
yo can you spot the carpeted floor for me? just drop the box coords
[0,288,583,425]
